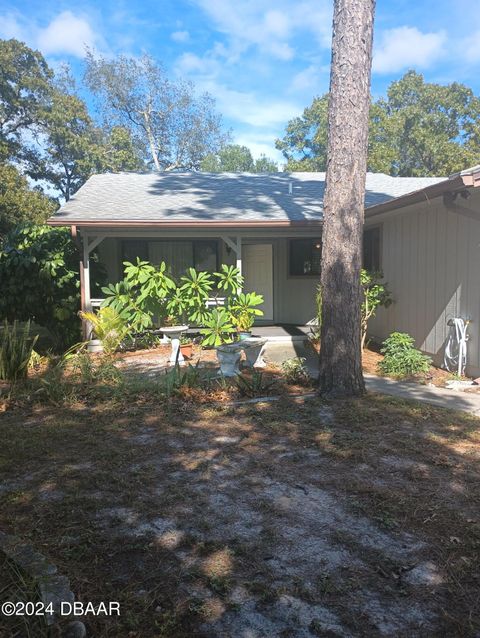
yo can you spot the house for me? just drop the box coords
[47,167,480,373]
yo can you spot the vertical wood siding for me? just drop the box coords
[369,191,480,375]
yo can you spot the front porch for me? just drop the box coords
[80,227,322,328]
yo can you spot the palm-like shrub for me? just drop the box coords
[79,307,129,354]
[0,320,38,381]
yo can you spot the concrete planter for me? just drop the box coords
[216,345,242,376]
[242,337,267,368]
[87,339,103,354]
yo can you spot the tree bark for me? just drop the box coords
[318,0,376,397]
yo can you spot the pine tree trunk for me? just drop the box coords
[318,0,376,397]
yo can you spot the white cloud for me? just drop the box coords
[192,0,332,60]
[464,29,480,63]
[290,65,320,92]
[234,132,284,163]
[0,10,101,58]
[373,26,446,74]
[0,13,26,40]
[171,30,190,43]
[37,11,98,57]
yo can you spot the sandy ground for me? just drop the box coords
[1,394,479,637]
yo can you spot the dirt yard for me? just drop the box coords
[1,393,479,637]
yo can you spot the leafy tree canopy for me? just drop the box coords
[201,144,278,173]
[0,39,52,161]
[0,163,56,237]
[276,71,480,176]
[84,52,229,171]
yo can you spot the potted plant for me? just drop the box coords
[79,307,129,354]
[229,292,264,340]
[179,333,194,359]
[236,311,254,340]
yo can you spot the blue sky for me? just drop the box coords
[2,0,480,164]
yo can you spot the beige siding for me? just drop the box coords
[368,190,480,376]
[273,239,318,324]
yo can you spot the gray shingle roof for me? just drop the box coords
[48,171,446,225]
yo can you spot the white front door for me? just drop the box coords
[242,243,273,321]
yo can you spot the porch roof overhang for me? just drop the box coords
[48,218,324,229]
[365,166,480,220]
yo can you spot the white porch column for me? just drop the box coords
[236,236,242,291]
[82,233,92,313]
[81,233,106,339]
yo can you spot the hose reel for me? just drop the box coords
[443,317,470,377]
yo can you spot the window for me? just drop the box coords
[363,227,381,272]
[121,239,218,279]
[289,239,322,276]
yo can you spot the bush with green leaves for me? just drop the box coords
[0,320,38,381]
[79,307,129,354]
[281,357,310,385]
[0,224,105,349]
[200,308,236,346]
[229,292,264,332]
[378,332,431,378]
[101,259,176,331]
[102,261,263,347]
[361,270,393,349]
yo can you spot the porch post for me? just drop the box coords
[83,233,92,313]
[236,236,242,292]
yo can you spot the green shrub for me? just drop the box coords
[0,320,38,381]
[79,307,129,354]
[378,332,431,378]
[200,308,236,347]
[0,225,105,349]
[281,357,310,385]
[235,370,276,398]
[361,270,393,349]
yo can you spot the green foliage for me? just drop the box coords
[0,163,56,237]
[161,361,202,397]
[177,268,215,323]
[0,224,104,349]
[281,357,310,385]
[276,71,480,176]
[0,320,38,381]
[275,95,329,171]
[0,39,52,161]
[79,307,129,354]
[200,144,278,173]
[378,332,431,378]
[229,292,264,332]
[102,259,175,331]
[361,270,393,349]
[235,370,276,397]
[84,51,228,171]
[214,264,244,294]
[200,308,235,347]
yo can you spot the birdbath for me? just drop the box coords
[160,326,189,366]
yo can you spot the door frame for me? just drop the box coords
[242,241,274,323]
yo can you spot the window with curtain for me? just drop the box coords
[121,240,218,279]
[289,238,322,276]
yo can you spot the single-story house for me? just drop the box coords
[47,166,480,374]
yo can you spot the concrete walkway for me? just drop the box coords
[364,374,480,417]
[263,341,480,417]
